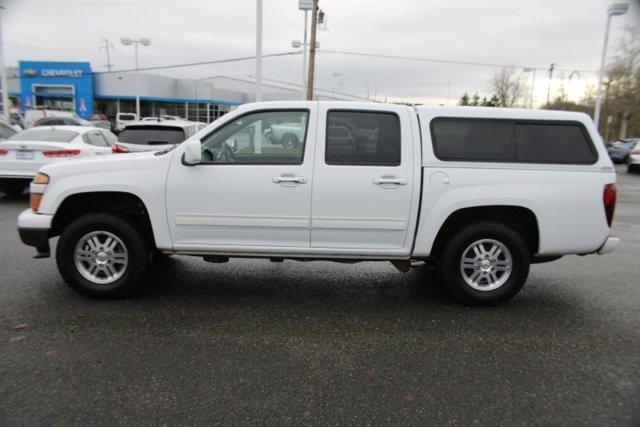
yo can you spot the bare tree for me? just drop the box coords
[491,66,525,107]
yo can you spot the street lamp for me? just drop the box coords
[523,67,536,108]
[593,3,628,131]
[121,37,151,118]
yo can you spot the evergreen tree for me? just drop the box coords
[458,93,470,106]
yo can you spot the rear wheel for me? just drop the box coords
[439,222,530,305]
[56,213,151,298]
[628,164,639,174]
[280,133,299,149]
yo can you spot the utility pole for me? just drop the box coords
[545,63,555,106]
[306,0,318,101]
[100,38,115,72]
[255,0,263,102]
[0,6,9,121]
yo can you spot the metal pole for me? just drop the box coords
[594,13,612,131]
[301,10,308,100]
[195,80,199,122]
[255,0,263,102]
[545,63,555,106]
[306,0,318,101]
[446,80,451,106]
[530,69,536,108]
[0,6,10,122]
[135,42,140,118]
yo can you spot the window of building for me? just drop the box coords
[200,110,308,165]
[325,111,401,166]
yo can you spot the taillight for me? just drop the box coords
[42,149,81,157]
[631,149,640,155]
[112,144,129,153]
[603,183,617,227]
[0,149,7,156]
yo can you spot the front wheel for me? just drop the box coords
[439,222,530,305]
[56,213,151,298]
[280,133,299,149]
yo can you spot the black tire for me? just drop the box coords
[0,180,28,198]
[56,213,151,299]
[280,133,299,149]
[628,164,639,174]
[439,222,530,305]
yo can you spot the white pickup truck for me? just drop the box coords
[17,101,619,305]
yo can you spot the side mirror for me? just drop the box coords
[227,138,238,152]
[184,139,202,165]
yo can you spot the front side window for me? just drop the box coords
[325,111,401,166]
[10,128,78,142]
[199,110,308,165]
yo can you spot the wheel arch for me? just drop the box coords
[50,191,156,249]
[429,205,540,260]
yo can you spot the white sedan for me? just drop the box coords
[0,126,118,197]
[627,141,640,174]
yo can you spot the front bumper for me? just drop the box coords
[17,209,53,257]
[597,237,620,255]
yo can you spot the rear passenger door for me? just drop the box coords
[311,105,417,253]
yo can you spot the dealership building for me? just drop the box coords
[5,60,371,122]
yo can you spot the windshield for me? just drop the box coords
[118,126,186,145]
[10,128,78,142]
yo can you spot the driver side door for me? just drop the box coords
[165,105,317,249]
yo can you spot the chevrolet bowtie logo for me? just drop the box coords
[23,68,38,77]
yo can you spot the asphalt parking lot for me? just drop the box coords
[1,167,639,425]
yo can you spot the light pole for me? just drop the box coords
[523,67,536,108]
[0,5,9,122]
[121,37,151,118]
[255,0,263,102]
[594,3,628,131]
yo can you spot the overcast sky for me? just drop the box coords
[2,0,639,105]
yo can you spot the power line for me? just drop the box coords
[318,49,597,74]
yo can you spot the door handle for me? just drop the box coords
[374,177,407,186]
[273,176,307,184]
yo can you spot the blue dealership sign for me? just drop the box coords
[19,61,94,119]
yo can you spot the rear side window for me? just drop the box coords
[325,111,401,166]
[431,119,513,161]
[515,123,596,163]
[119,126,186,145]
[431,118,597,164]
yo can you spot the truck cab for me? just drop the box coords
[16,101,618,305]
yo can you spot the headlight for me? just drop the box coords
[30,172,50,212]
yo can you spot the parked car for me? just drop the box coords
[0,119,18,140]
[114,120,206,153]
[17,102,618,305]
[114,112,139,133]
[23,109,77,128]
[626,141,640,173]
[141,115,182,121]
[606,138,639,163]
[0,126,117,197]
[34,117,94,127]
